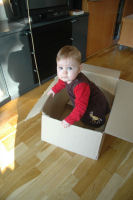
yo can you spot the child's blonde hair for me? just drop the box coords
[56,45,81,64]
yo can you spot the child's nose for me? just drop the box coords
[63,69,67,74]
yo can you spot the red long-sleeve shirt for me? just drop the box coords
[52,79,90,125]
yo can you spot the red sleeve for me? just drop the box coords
[52,79,65,94]
[65,82,90,125]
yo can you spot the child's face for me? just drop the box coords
[57,58,81,84]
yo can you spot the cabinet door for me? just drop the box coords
[0,64,10,106]
[86,0,120,57]
[0,32,35,99]
[72,14,88,62]
[30,20,72,83]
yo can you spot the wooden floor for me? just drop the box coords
[0,45,133,200]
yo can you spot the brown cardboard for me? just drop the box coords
[105,79,133,143]
[25,64,133,159]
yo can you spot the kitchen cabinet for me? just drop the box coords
[0,31,35,100]
[84,0,120,57]
[72,14,88,62]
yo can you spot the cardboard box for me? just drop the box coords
[25,64,133,160]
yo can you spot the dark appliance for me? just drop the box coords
[29,19,72,83]
[28,0,68,10]
[28,0,70,22]
[5,0,70,22]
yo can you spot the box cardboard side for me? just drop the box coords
[41,114,104,160]
[105,79,133,143]
[24,77,58,121]
[42,88,69,119]
[82,64,120,78]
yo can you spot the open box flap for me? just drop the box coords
[24,77,58,121]
[105,79,133,143]
[82,64,121,79]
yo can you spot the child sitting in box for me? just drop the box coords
[48,45,110,128]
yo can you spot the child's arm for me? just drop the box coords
[47,79,65,97]
[62,120,71,128]
[64,83,90,126]
[47,89,55,97]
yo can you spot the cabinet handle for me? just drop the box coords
[24,32,29,36]
[31,51,35,55]
[26,31,31,35]
[20,31,31,36]
[70,38,74,41]
[71,19,77,23]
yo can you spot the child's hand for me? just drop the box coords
[47,89,55,97]
[62,120,71,128]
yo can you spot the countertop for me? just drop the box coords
[0,13,89,37]
[0,20,27,37]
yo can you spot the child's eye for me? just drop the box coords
[68,67,72,70]
[58,66,63,70]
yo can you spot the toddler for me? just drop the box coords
[48,45,110,128]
